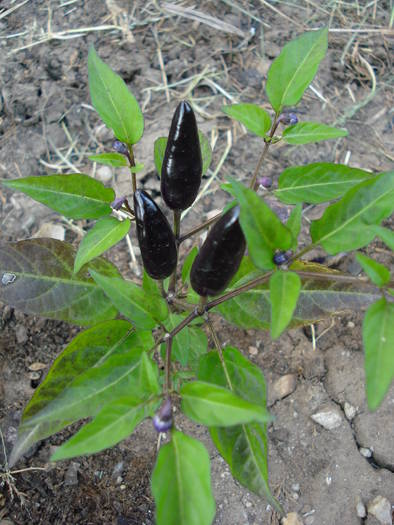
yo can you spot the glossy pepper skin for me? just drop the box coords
[161,101,202,211]
[190,205,246,297]
[133,190,177,280]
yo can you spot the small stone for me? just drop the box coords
[292,492,299,500]
[272,374,297,401]
[367,495,392,524]
[311,408,342,430]
[15,325,28,344]
[282,512,304,525]
[28,362,47,372]
[97,166,113,183]
[291,483,300,492]
[347,321,355,329]
[360,447,372,458]
[344,401,357,420]
[116,475,123,485]
[112,461,124,478]
[356,499,367,518]
[120,484,126,490]
[248,346,258,356]
[64,461,80,486]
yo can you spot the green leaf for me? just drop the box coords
[363,298,394,410]
[90,270,168,329]
[282,122,347,144]
[226,178,292,270]
[310,172,394,254]
[216,258,379,330]
[154,137,167,176]
[181,246,198,284]
[181,381,272,426]
[198,347,279,510]
[74,217,130,274]
[151,430,215,525]
[0,239,118,325]
[221,103,271,137]
[88,46,144,144]
[2,174,114,219]
[266,28,328,112]
[138,352,160,395]
[370,225,394,250]
[355,253,390,287]
[161,314,207,369]
[269,271,301,338]
[286,203,302,249]
[89,152,128,167]
[275,163,374,204]
[154,131,211,177]
[51,396,158,460]
[9,322,153,466]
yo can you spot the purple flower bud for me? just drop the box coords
[278,112,298,126]
[153,398,173,433]
[273,250,290,266]
[113,140,129,155]
[258,176,272,188]
[111,196,127,210]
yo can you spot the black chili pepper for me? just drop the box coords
[161,101,202,211]
[133,190,177,280]
[190,205,246,297]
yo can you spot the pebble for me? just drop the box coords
[64,461,80,486]
[311,408,342,430]
[344,401,357,420]
[360,447,372,458]
[291,483,300,492]
[112,461,124,478]
[356,499,367,518]
[272,374,297,401]
[367,495,392,525]
[96,165,113,183]
[282,512,304,525]
[15,325,28,344]
[248,346,258,356]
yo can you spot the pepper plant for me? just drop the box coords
[1,28,393,523]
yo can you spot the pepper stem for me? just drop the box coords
[249,114,280,191]
[127,144,137,193]
[168,210,181,293]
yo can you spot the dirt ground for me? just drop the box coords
[0,1,393,524]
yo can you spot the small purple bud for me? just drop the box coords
[111,196,127,210]
[113,140,129,155]
[258,176,272,188]
[273,250,290,266]
[153,414,173,433]
[153,398,173,433]
[278,112,298,126]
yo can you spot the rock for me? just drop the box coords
[311,407,342,430]
[291,483,300,492]
[356,499,367,518]
[359,447,372,458]
[272,374,297,401]
[344,401,357,420]
[248,345,258,356]
[282,512,304,525]
[64,461,80,486]
[112,461,124,478]
[367,496,392,525]
[96,165,113,183]
[15,325,28,344]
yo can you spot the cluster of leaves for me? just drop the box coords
[1,28,393,524]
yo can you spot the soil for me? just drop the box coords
[1,1,393,524]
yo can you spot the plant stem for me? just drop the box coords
[169,210,181,293]
[293,270,371,285]
[158,280,167,298]
[165,337,173,393]
[249,114,280,191]
[205,317,233,389]
[178,212,222,243]
[127,144,137,192]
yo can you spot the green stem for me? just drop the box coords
[165,337,173,393]
[158,280,167,299]
[249,114,280,191]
